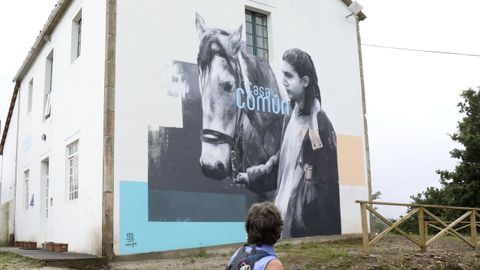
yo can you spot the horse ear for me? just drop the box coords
[195,13,208,39]
[229,24,243,49]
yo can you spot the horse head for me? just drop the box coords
[196,13,243,180]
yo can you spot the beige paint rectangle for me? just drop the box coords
[337,134,366,186]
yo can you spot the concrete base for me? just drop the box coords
[0,203,8,246]
[0,247,106,268]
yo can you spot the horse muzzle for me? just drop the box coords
[199,159,229,180]
[199,129,234,180]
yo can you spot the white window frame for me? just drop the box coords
[24,170,30,210]
[71,9,82,61]
[66,141,79,201]
[27,79,33,114]
[245,9,269,60]
[41,158,50,218]
[44,50,54,120]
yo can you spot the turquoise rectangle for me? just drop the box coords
[119,181,245,255]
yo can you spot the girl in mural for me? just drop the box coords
[236,48,341,238]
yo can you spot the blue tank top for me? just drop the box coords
[227,245,277,270]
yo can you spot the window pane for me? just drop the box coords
[246,46,254,55]
[245,12,252,22]
[77,18,82,57]
[257,49,268,59]
[256,37,268,49]
[246,22,252,35]
[246,34,253,47]
[255,25,267,37]
[256,15,267,26]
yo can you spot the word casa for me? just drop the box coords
[235,84,290,115]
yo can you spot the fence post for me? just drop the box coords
[471,210,478,249]
[360,202,369,252]
[424,221,428,238]
[418,207,426,252]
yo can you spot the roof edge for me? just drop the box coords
[0,82,21,155]
[12,0,71,82]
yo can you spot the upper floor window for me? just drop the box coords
[27,79,33,114]
[44,50,53,120]
[245,10,269,60]
[72,10,82,60]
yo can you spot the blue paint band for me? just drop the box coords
[120,181,245,255]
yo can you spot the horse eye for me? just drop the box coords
[223,81,234,92]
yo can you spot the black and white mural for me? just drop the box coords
[148,13,341,237]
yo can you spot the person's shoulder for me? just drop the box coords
[265,258,283,270]
[316,108,331,123]
[316,108,333,126]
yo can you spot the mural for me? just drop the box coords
[147,13,341,238]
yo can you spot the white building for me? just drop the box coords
[0,0,369,257]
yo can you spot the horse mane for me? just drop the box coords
[240,50,270,89]
[197,28,281,100]
[237,48,280,100]
[197,29,237,78]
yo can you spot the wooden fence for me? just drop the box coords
[356,200,480,252]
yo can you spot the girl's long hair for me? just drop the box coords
[282,48,321,116]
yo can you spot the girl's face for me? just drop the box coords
[281,61,308,102]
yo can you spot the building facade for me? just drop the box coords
[0,0,369,256]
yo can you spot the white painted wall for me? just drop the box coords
[115,0,369,254]
[1,0,106,255]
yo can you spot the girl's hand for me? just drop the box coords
[233,173,249,188]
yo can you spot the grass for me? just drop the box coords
[0,252,43,269]
[276,238,363,269]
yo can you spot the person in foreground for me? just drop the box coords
[226,202,284,270]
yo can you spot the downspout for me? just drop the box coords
[12,81,21,242]
[102,0,116,259]
[355,19,373,229]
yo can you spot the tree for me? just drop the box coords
[410,87,480,221]
[436,88,480,207]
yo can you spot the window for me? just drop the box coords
[67,141,79,200]
[24,170,30,210]
[72,10,82,60]
[44,50,53,120]
[77,18,82,57]
[28,79,33,114]
[41,159,50,218]
[245,10,269,60]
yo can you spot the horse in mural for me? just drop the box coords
[195,13,284,198]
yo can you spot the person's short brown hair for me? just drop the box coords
[245,202,283,246]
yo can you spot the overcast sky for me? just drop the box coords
[360,0,480,217]
[1,0,480,218]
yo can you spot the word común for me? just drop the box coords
[235,86,290,115]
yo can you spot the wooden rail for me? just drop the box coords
[425,221,480,237]
[356,200,480,252]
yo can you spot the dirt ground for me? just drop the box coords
[1,235,479,269]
